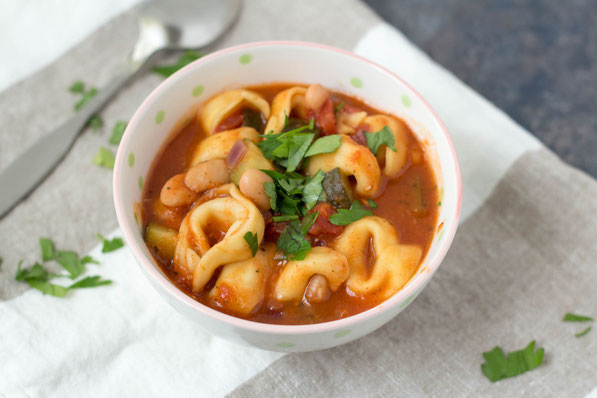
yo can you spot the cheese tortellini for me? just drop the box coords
[362,115,409,178]
[190,127,259,166]
[173,184,265,292]
[334,216,422,299]
[264,87,308,134]
[305,135,381,197]
[273,247,349,301]
[199,89,270,134]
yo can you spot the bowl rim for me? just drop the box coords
[114,40,462,335]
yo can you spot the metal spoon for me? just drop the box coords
[0,0,241,218]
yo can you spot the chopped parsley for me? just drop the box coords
[258,121,316,172]
[329,200,373,226]
[68,81,103,130]
[562,313,593,322]
[364,126,397,155]
[15,238,112,297]
[109,121,127,145]
[334,101,345,113]
[272,215,299,222]
[276,212,319,260]
[40,237,55,261]
[96,234,125,253]
[93,147,115,169]
[367,199,378,209]
[563,312,594,337]
[243,232,259,257]
[304,135,342,157]
[481,341,544,382]
[262,170,324,215]
[153,50,203,77]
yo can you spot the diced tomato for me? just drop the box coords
[308,203,344,237]
[311,98,336,135]
[341,104,364,114]
[265,221,288,242]
[214,111,243,133]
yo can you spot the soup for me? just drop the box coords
[142,83,438,325]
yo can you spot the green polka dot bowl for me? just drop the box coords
[113,42,461,352]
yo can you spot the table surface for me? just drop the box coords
[364,0,597,178]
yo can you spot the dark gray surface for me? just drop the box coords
[364,0,597,178]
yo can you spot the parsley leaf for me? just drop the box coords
[88,115,104,132]
[258,122,317,171]
[93,147,115,169]
[70,275,112,289]
[302,170,325,211]
[277,213,318,260]
[364,126,397,155]
[81,256,100,265]
[367,199,378,209]
[481,341,544,382]
[96,234,125,253]
[69,81,85,94]
[304,135,341,157]
[264,181,278,211]
[329,200,373,226]
[243,231,259,257]
[55,250,85,279]
[26,280,71,297]
[286,133,315,172]
[575,326,592,337]
[16,262,52,282]
[109,121,127,145]
[40,237,55,261]
[563,313,593,322]
[153,50,203,77]
[272,215,299,222]
[334,101,345,113]
[74,87,98,111]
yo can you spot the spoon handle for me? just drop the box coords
[0,61,142,219]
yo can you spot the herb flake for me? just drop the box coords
[243,232,259,257]
[364,126,397,155]
[96,234,124,253]
[329,200,373,226]
[481,341,544,382]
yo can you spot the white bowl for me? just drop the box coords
[113,41,462,352]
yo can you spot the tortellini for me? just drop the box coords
[199,89,270,134]
[305,135,381,197]
[173,184,265,292]
[190,127,259,166]
[334,216,422,299]
[336,110,367,135]
[273,247,349,301]
[362,115,409,178]
[208,245,274,315]
[264,87,308,134]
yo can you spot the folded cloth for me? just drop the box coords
[1,1,596,397]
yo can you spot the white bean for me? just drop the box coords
[304,274,330,303]
[239,169,273,210]
[184,159,230,193]
[160,174,197,207]
[305,84,330,111]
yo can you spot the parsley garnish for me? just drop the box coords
[262,170,324,215]
[15,238,112,297]
[364,126,397,155]
[258,123,316,172]
[304,135,342,157]
[563,312,594,337]
[93,147,115,169]
[272,215,299,222]
[153,50,203,77]
[334,101,345,113]
[88,115,104,132]
[70,275,112,289]
[329,200,373,226]
[68,81,103,130]
[243,232,259,257]
[40,237,55,261]
[563,313,593,322]
[96,234,125,253]
[277,212,319,260]
[481,341,544,382]
[367,199,378,209]
[109,121,127,145]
